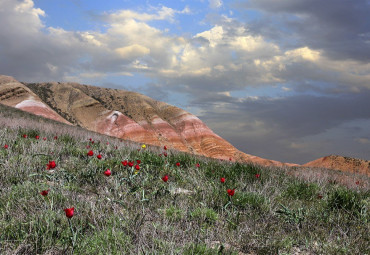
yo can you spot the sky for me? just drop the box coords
[0,0,369,164]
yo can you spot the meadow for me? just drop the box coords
[0,104,368,254]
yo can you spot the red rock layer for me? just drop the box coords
[303,155,370,176]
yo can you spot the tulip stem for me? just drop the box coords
[67,218,77,253]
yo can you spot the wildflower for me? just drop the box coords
[40,190,49,196]
[227,189,235,196]
[163,152,168,157]
[54,136,58,140]
[135,164,140,170]
[97,154,102,160]
[87,150,94,156]
[164,145,167,150]
[104,169,111,176]
[136,160,141,164]
[91,141,94,144]
[195,163,200,168]
[89,138,92,141]
[35,135,40,139]
[43,137,47,141]
[64,207,75,218]
[141,144,146,149]
[176,162,180,167]
[3,144,8,149]
[220,177,225,183]
[229,157,232,161]
[23,134,27,138]
[46,161,56,170]
[128,161,134,167]
[121,160,128,166]
[255,174,260,178]
[162,175,169,182]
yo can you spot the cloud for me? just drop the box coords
[235,0,370,62]
[209,0,223,9]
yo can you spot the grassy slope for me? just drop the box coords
[0,104,369,255]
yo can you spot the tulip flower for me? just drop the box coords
[46,161,56,170]
[43,137,47,141]
[135,164,140,170]
[97,154,102,159]
[104,169,111,176]
[220,177,225,183]
[136,160,141,164]
[54,136,58,140]
[35,135,40,139]
[176,162,180,167]
[40,190,49,196]
[64,207,75,218]
[87,150,94,156]
[227,189,235,196]
[121,160,128,166]
[23,134,27,138]
[317,194,323,199]
[255,174,260,178]
[195,163,200,168]
[3,144,8,149]
[163,152,168,157]
[164,146,167,150]
[355,181,360,185]
[162,175,169,182]
[128,161,134,167]
[141,144,146,149]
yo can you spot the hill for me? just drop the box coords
[1,74,369,176]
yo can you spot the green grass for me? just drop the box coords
[0,104,369,254]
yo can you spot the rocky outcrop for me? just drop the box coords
[304,155,370,176]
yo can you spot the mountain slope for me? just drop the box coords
[1,74,369,175]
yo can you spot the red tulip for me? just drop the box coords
[64,207,75,218]
[115,146,118,150]
[176,162,180,167]
[255,174,260,178]
[229,157,232,161]
[227,189,235,196]
[87,150,94,156]
[128,161,134,167]
[89,138,92,141]
[104,169,111,176]
[121,160,128,166]
[136,160,141,164]
[317,194,323,199]
[40,190,49,196]
[46,161,56,170]
[164,146,167,150]
[195,163,200,168]
[135,164,140,170]
[91,141,94,144]
[106,142,109,145]
[162,175,169,182]
[163,152,168,157]
[43,137,47,141]
[355,181,360,185]
[54,136,58,140]
[35,135,40,139]
[86,145,90,149]
[3,144,8,149]
[220,177,225,183]
[23,134,27,138]
[97,154,102,159]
